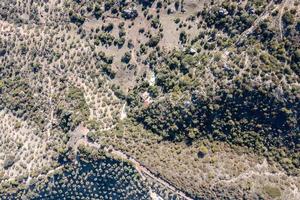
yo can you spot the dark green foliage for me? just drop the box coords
[58,110,73,133]
[112,84,126,100]
[101,63,116,79]
[69,11,85,26]
[138,0,155,7]
[97,32,115,46]
[119,28,126,37]
[0,76,48,127]
[294,49,300,62]
[114,37,126,48]
[174,18,180,24]
[198,145,209,158]
[175,1,180,10]
[104,0,116,11]
[3,155,15,169]
[121,52,132,63]
[94,4,103,19]
[151,17,160,29]
[0,48,6,56]
[147,35,160,47]
[202,2,256,37]
[128,38,300,173]
[30,62,41,73]
[156,1,162,9]
[179,31,187,44]
[249,18,300,74]
[96,51,114,64]
[130,80,300,171]
[282,11,295,26]
[58,87,90,132]
[102,23,114,32]
[1,152,150,200]
[137,83,299,143]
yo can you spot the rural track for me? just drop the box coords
[236,0,275,45]
[76,136,194,200]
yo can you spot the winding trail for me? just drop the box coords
[107,146,193,200]
[279,0,288,40]
[236,1,275,45]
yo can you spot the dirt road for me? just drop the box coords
[75,133,193,200]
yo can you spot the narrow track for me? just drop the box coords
[76,134,194,200]
[236,1,275,45]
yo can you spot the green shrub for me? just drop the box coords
[121,52,132,63]
[3,155,15,169]
[147,35,160,47]
[198,145,209,158]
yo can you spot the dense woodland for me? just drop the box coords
[1,146,150,200]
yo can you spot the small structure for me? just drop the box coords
[141,91,152,107]
[218,8,228,16]
[190,48,197,55]
[122,8,138,19]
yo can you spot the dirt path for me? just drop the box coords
[279,0,288,40]
[95,142,193,200]
[236,1,275,44]
[75,134,193,200]
[120,102,127,120]
[131,49,139,67]
[46,76,54,138]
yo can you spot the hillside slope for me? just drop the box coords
[0,0,299,199]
